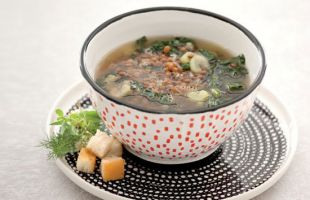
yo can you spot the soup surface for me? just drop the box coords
[95,36,249,113]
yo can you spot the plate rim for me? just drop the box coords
[45,81,298,200]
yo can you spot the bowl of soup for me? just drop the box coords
[80,7,266,164]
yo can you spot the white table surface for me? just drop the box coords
[1,0,309,199]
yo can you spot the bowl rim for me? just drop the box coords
[80,6,266,114]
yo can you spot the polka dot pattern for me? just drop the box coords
[65,96,287,200]
[90,89,254,163]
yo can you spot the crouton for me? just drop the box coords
[76,148,96,173]
[100,157,125,181]
[105,138,123,157]
[87,130,114,158]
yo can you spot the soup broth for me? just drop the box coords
[95,36,249,113]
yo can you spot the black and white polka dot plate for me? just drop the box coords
[46,82,297,200]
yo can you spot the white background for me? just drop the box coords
[0,0,309,199]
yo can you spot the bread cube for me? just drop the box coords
[76,148,96,173]
[87,130,114,158]
[105,138,123,157]
[100,157,125,181]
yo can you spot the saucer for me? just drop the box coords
[46,81,297,200]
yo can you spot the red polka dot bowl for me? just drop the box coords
[80,7,266,164]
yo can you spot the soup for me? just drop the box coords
[95,36,249,113]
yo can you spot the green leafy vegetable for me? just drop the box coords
[135,36,147,52]
[174,37,193,44]
[180,63,190,70]
[218,54,248,78]
[199,49,217,62]
[208,74,220,88]
[227,82,244,92]
[211,88,222,98]
[220,54,245,65]
[149,40,169,52]
[41,109,103,158]
[131,81,174,105]
[149,37,195,55]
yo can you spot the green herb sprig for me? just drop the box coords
[41,109,102,159]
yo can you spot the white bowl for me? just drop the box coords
[80,7,266,164]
